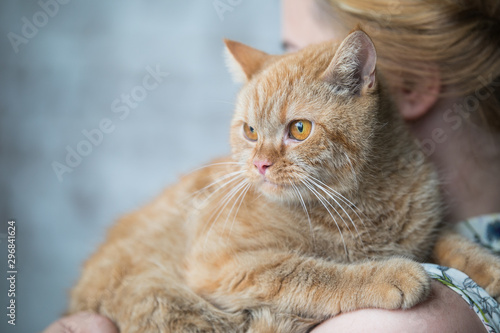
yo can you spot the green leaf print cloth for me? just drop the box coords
[423,214,500,332]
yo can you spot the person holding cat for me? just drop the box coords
[45,0,500,332]
[281,0,500,332]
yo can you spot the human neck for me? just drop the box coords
[408,96,500,223]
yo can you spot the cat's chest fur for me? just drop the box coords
[181,161,435,286]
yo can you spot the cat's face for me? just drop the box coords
[225,31,379,202]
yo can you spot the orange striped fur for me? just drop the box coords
[69,31,500,332]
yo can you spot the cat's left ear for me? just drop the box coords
[224,39,273,83]
[321,30,377,96]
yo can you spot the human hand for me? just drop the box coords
[42,312,118,333]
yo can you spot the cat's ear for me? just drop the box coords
[321,30,377,95]
[224,39,272,83]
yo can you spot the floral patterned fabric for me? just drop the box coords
[454,213,500,254]
[423,264,500,333]
[423,214,500,332]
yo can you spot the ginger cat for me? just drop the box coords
[69,31,500,332]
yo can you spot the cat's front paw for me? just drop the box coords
[477,254,500,302]
[433,232,500,302]
[363,258,431,310]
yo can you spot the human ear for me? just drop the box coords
[397,72,441,120]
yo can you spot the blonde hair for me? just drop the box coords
[316,0,500,129]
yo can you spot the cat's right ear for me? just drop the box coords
[321,30,377,96]
[224,39,272,83]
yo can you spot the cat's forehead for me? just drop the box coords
[242,80,295,128]
[241,67,329,127]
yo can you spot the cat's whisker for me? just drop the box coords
[193,170,245,194]
[289,180,315,250]
[222,180,250,234]
[206,178,248,230]
[309,176,371,229]
[308,178,373,248]
[203,179,249,247]
[199,176,245,228]
[189,175,245,219]
[305,179,354,234]
[301,179,349,258]
[308,176,358,210]
[228,182,252,237]
[187,164,246,195]
[344,153,358,185]
[191,162,245,173]
[187,171,245,202]
[307,178,364,247]
[309,177,374,247]
[307,180,365,254]
[252,192,264,202]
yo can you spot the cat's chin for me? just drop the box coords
[255,178,294,200]
[261,178,284,189]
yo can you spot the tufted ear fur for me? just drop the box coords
[321,30,377,96]
[224,39,274,83]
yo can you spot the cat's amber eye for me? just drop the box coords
[289,120,312,141]
[243,123,258,141]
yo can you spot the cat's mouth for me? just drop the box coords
[263,178,281,187]
[259,176,290,191]
[247,167,293,193]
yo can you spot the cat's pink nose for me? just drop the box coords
[253,160,273,175]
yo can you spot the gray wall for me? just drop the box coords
[0,1,281,331]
